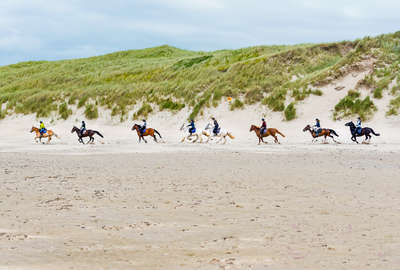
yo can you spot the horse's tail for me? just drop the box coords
[329,129,339,137]
[276,129,285,137]
[154,129,162,138]
[227,132,235,139]
[95,131,104,138]
[370,129,380,136]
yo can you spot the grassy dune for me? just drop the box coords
[1,32,400,121]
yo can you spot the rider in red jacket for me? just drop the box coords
[261,118,267,135]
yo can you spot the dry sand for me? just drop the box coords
[1,149,400,270]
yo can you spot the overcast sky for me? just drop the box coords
[0,0,399,65]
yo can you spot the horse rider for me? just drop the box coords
[356,117,362,135]
[260,118,267,135]
[80,120,86,136]
[211,117,220,135]
[140,119,147,135]
[187,119,196,135]
[314,118,321,136]
[39,121,47,137]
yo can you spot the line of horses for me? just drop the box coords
[29,120,380,145]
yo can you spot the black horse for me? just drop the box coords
[71,126,104,144]
[345,121,380,143]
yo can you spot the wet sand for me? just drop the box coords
[1,149,399,270]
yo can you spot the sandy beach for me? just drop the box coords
[1,146,399,270]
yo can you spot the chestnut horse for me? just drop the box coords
[303,125,339,143]
[132,124,162,143]
[249,125,285,144]
[30,126,59,143]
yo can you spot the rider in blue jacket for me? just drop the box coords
[140,119,147,135]
[314,118,321,136]
[187,119,196,135]
[356,117,362,135]
[211,117,220,135]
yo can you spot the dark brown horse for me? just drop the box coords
[249,125,285,144]
[71,126,103,144]
[303,125,339,143]
[132,124,162,143]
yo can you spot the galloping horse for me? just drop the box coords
[30,126,59,143]
[180,123,200,143]
[249,125,285,144]
[201,123,235,144]
[71,126,103,144]
[132,124,162,143]
[303,125,339,143]
[345,121,380,144]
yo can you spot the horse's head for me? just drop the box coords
[71,126,78,133]
[249,125,257,132]
[30,126,37,133]
[205,123,212,130]
[132,124,139,131]
[302,125,311,132]
[345,121,354,127]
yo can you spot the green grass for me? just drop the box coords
[284,103,296,121]
[230,99,244,110]
[387,96,400,116]
[58,102,72,120]
[1,32,400,121]
[334,90,377,120]
[84,104,99,119]
[133,103,153,120]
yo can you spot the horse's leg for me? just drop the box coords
[273,135,279,144]
[153,134,157,142]
[143,136,147,143]
[328,135,336,143]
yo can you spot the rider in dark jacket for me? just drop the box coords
[356,117,362,135]
[211,117,220,135]
[260,118,267,135]
[314,118,321,136]
[187,119,196,134]
[80,121,86,136]
[140,119,147,135]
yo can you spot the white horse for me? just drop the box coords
[201,122,235,144]
[180,123,201,143]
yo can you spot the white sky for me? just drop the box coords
[0,0,399,65]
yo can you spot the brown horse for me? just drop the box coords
[30,126,60,143]
[249,125,285,144]
[303,125,339,143]
[71,126,103,144]
[132,124,162,143]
